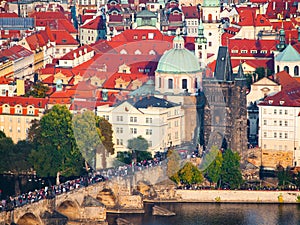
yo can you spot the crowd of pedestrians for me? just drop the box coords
[0,157,165,212]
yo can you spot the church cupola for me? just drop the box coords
[173,35,185,49]
[276,28,286,51]
[196,19,207,45]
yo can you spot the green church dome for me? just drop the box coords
[156,36,201,74]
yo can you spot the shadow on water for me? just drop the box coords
[107,202,300,225]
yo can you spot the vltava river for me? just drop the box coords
[107,202,300,225]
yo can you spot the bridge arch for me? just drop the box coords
[56,200,81,220]
[17,212,42,225]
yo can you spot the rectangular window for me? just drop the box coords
[274,132,277,138]
[117,116,123,122]
[231,50,238,54]
[279,121,282,126]
[284,121,288,126]
[279,133,282,138]
[279,109,282,115]
[284,110,288,115]
[146,129,152,135]
[130,128,137,134]
[250,50,257,54]
[274,109,277,114]
[117,139,123,145]
[130,117,137,123]
[175,131,178,139]
[284,133,288,139]
[148,141,152,147]
[263,120,267,125]
[274,120,277,125]
[175,120,179,127]
[263,109,267,114]
[116,127,123,134]
[146,118,152,123]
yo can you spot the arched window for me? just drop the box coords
[182,79,187,89]
[2,104,10,114]
[134,49,141,55]
[15,105,22,114]
[149,50,156,55]
[284,66,289,74]
[277,65,280,73]
[294,66,299,76]
[208,14,213,23]
[120,49,127,54]
[158,77,161,88]
[168,79,173,89]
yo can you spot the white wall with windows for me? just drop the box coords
[97,99,183,156]
[258,104,300,167]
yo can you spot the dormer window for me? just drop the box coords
[15,105,22,114]
[280,101,284,105]
[241,50,247,54]
[260,50,267,54]
[231,50,238,53]
[268,100,273,104]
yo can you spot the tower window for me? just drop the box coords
[182,79,187,89]
[168,79,173,89]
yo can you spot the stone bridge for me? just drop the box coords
[0,165,168,225]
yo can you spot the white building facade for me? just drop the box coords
[97,96,184,155]
[258,97,300,167]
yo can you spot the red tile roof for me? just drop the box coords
[60,45,94,60]
[275,70,300,91]
[265,0,299,20]
[81,16,105,30]
[0,96,48,108]
[228,39,278,58]
[182,6,199,19]
[271,21,295,31]
[0,45,33,60]
[0,12,18,18]
[259,87,300,107]
[52,30,78,45]
[30,11,67,20]
[254,14,272,27]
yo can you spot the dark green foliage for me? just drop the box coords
[25,82,50,98]
[127,135,149,161]
[277,166,293,188]
[177,162,203,185]
[219,149,243,189]
[29,105,84,177]
[117,151,132,164]
[97,117,114,155]
[167,148,181,184]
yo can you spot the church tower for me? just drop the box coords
[202,47,247,157]
[201,0,222,58]
[195,18,207,68]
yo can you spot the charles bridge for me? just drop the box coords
[0,165,168,225]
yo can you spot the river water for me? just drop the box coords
[107,202,300,225]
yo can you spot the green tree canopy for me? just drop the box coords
[73,110,103,170]
[25,82,50,98]
[167,148,181,184]
[177,162,203,185]
[29,105,84,177]
[97,117,114,155]
[205,148,223,186]
[220,149,243,189]
[127,135,150,161]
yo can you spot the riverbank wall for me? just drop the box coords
[172,190,300,203]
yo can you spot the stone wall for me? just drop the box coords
[176,190,300,203]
